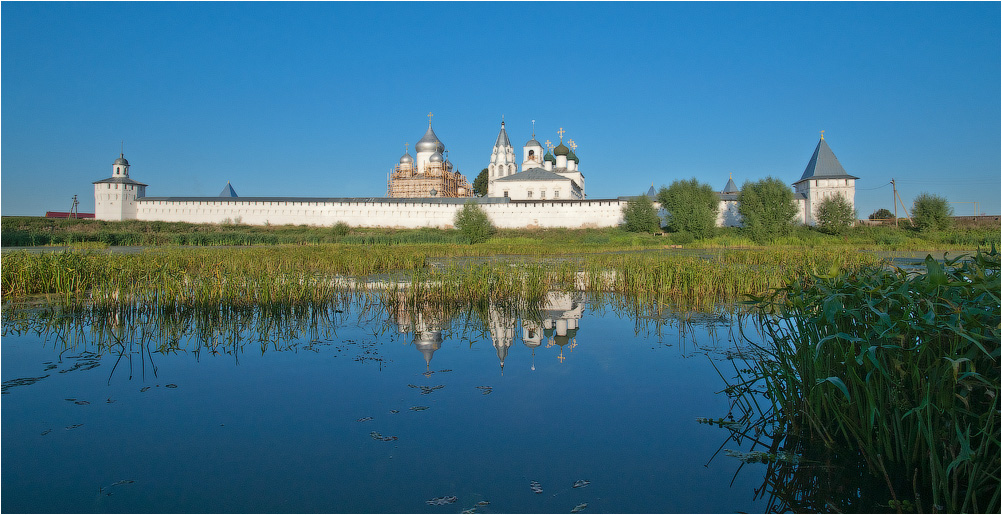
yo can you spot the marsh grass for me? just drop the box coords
[723,250,1000,513]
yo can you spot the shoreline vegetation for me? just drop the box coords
[2,216,999,251]
[2,217,999,513]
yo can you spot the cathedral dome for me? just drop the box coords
[399,152,414,164]
[429,151,444,163]
[114,153,129,166]
[567,149,579,164]
[553,142,569,156]
[525,138,542,147]
[544,151,555,163]
[416,125,445,153]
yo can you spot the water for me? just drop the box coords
[2,295,770,513]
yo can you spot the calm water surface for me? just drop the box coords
[2,295,769,513]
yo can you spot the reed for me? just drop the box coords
[733,250,1000,513]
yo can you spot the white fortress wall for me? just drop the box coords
[136,197,631,229]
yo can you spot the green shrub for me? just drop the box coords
[814,194,855,235]
[912,192,953,232]
[657,178,719,239]
[454,201,495,244]
[621,195,661,234]
[738,177,798,243]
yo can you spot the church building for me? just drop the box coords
[486,120,585,200]
[387,116,474,198]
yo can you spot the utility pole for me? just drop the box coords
[70,195,79,219]
[891,179,898,227]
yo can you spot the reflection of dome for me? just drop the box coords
[416,125,445,153]
[114,153,129,166]
[553,142,569,156]
[413,331,442,368]
[552,327,578,347]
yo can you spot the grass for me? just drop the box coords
[719,249,1000,513]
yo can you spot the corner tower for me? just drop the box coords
[94,151,147,221]
[793,133,858,225]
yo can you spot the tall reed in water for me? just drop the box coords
[738,250,999,513]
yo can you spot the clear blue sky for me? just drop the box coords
[2,1,999,217]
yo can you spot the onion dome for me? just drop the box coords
[553,142,569,156]
[429,151,444,163]
[567,149,579,164]
[544,151,555,163]
[113,153,129,166]
[399,151,414,164]
[416,124,445,153]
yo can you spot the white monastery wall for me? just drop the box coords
[136,198,629,229]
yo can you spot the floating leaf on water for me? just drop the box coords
[571,502,588,513]
[357,417,373,422]
[40,429,51,436]
[530,480,543,493]
[409,406,430,411]
[165,384,178,388]
[65,398,76,402]
[724,449,802,465]
[110,480,135,486]
[370,431,383,440]
[389,410,399,414]
[43,364,57,371]
[1,375,50,394]
[476,500,490,506]
[74,400,90,405]
[407,384,419,389]
[65,424,83,430]
[438,369,452,373]
[461,509,477,514]
[572,479,590,488]
[106,398,115,404]
[425,495,458,505]
[140,387,150,392]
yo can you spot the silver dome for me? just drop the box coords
[525,138,542,147]
[400,152,414,164]
[429,151,444,163]
[113,153,129,166]
[415,125,445,153]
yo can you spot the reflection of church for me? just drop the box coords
[388,292,587,371]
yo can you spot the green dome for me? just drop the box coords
[553,142,569,156]
[567,149,579,163]
[544,151,555,163]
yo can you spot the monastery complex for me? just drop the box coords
[93,117,857,229]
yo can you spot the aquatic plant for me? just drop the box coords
[732,250,1000,513]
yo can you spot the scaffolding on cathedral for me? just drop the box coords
[386,161,473,198]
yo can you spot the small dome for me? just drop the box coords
[567,149,579,164]
[399,152,414,164]
[525,138,542,147]
[114,153,129,166]
[429,151,444,163]
[544,151,555,163]
[553,142,569,156]
[416,124,445,153]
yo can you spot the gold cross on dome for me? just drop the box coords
[557,127,565,140]
[404,142,409,153]
[568,139,577,151]
[545,140,553,150]
[428,112,434,124]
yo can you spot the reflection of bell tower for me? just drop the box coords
[541,292,584,363]
[413,331,442,372]
[488,305,517,372]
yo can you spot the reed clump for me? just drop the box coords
[738,250,1000,513]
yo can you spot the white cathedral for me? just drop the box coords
[485,120,586,201]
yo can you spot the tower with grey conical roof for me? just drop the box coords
[793,134,858,225]
[487,118,517,196]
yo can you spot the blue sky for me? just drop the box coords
[2,1,999,217]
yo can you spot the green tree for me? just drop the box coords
[454,201,494,244]
[869,208,894,220]
[912,192,953,231]
[472,168,489,197]
[737,177,798,243]
[814,194,856,235]
[621,194,661,234]
[657,178,719,239]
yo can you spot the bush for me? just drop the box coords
[454,201,495,244]
[657,178,719,239]
[331,222,350,238]
[621,195,661,234]
[814,194,856,235]
[738,177,799,243]
[912,192,953,232]
[869,208,894,220]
